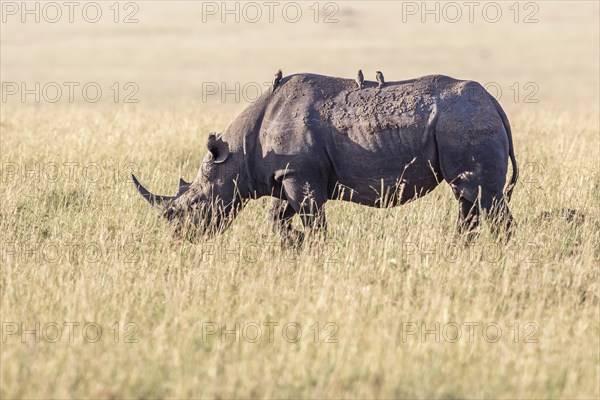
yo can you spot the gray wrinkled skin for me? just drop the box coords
[133,73,518,243]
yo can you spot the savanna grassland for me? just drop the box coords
[1,2,599,398]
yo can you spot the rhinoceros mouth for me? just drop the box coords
[133,173,244,242]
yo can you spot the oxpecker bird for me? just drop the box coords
[376,71,385,88]
[356,69,364,89]
[272,69,283,93]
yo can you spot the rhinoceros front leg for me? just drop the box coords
[280,177,328,244]
[268,198,304,246]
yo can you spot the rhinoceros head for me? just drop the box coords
[132,133,246,242]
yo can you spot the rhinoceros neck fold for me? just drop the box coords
[241,130,257,198]
[229,107,268,200]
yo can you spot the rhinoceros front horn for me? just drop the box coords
[131,174,176,208]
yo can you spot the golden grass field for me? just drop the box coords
[1,1,599,398]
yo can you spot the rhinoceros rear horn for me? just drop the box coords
[132,174,176,208]
[207,133,229,164]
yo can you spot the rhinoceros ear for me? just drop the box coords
[207,133,229,164]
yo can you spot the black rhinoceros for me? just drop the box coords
[133,73,518,243]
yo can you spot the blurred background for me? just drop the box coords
[1,1,599,114]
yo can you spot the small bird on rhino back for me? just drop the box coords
[356,69,364,89]
[376,71,385,88]
[272,69,283,92]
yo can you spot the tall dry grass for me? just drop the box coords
[1,1,599,398]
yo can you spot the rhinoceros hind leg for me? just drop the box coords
[455,194,514,241]
[437,130,514,241]
[457,197,480,241]
[481,195,515,240]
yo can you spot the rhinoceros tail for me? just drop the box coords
[491,96,518,203]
